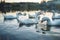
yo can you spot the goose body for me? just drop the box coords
[29,11,42,18]
[19,18,38,24]
[17,14,39,24]
[3,12,22,20]
[3,14,17,20]
[4,15,17,19]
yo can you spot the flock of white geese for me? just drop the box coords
[2,11,60,33]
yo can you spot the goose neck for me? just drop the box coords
[46,18,51,23]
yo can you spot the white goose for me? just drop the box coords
[17,12,42,27]
[2,12,22,21]
[41,15,60,31]
[29,11,43,18]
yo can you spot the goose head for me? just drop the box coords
[35,11,43,16]
[23,13,26,16]
[16,12,22,16]
[41,17,50,23]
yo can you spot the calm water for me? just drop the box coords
[0,11,60,33]
[0,11,60,40]
[0,11,60,32]
[0,11,39,33]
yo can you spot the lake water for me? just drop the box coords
[0,11,60,32]
[0,11,60,40]
[0,11,60,33]
[0,11,40,33]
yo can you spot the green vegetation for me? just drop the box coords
[0,2,40,12]
[0,1,57,12]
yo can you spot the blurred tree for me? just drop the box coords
[0,1,6,14]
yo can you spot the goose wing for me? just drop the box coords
[4,15,16,19]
